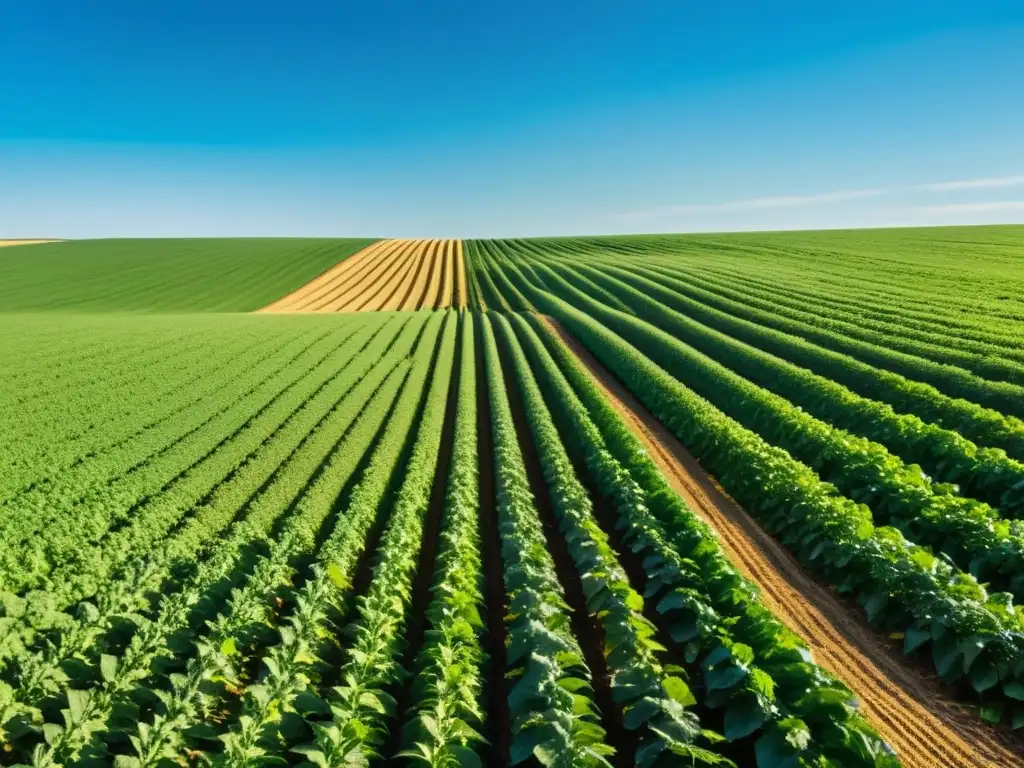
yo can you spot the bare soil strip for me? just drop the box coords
[378,242,424,312]
[350,239,422,312]
[539,315,1024,768]
[298,239,399,312]
[399,240,436,311]
[456,241,468,310]
[259,239,394,312]
[439,240,454,309]
[328,239,421,312]
[260,239,463,313]
[421,239,444,310]
[314,239,415,312]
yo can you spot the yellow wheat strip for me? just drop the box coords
[420,239,444,310]
[317,239,418,312]
[261,238,392,312]
[343,239,425,312]
[438,239,454,308]
[379,241,426,312]
[397,240,436,311]
[455,240,468,309]
[305,239,411,312]
[0,240,57,247]
[259,239,392,312]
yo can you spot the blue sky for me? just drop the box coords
[1,1,1023,237]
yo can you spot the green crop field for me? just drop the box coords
[0,239,375,312]
[2,227,1024,768]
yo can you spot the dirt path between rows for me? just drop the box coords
[539,314,1024,768]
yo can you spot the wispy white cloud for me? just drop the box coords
[913,200,1024,214]
[917,175,1024,191]
[616,173,1024,221]
[619,188,886,219]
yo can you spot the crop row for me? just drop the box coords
[0,313,442,764]
[515,257,1024,598]
[509,238,1024,460]
[536,236,1024,372]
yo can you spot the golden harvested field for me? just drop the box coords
[260,238,467,312]
[0,240,57,247]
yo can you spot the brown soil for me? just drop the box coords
[539,314,1024,768]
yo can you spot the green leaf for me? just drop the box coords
[100,654,118,684]
[971,660,999,693]
[1003,681,1024,701]
[66,689,89,721]
[662,676,696,708]
[903,622,931,654]
[981,704,1004,724]
[724,697,768,741]
[449,745,483,768]
[220,636,238,657]
[327,563,349,590]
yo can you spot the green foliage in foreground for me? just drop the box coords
[0,238,375,312]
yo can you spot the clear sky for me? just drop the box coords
[2,1,1023,237]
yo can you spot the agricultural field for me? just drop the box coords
[0,239,374,312]
[1,227,1023,768]
[262,239,467,313]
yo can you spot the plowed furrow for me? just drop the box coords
[344,239,425,312]
[309,239,412,311]
[398,240,436,311]
[421,239,444,310]
[381,240,429,311]
[366,241,421,312]
[299,239,403,309]
[260,239,391,312]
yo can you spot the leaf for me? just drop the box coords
[981,704,1004,724]
[971,660,999,693]
[327,563,349,590]
[220,636,238,657]
[292,745,330,768]
[724,697,768,741]
[662,676,696,708]
[903,621,931,654]
[509,724,555,765]
[66,689,89,721]
[449,744,484,768]
[100,654,118,684]
[1004,681,1024,701]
